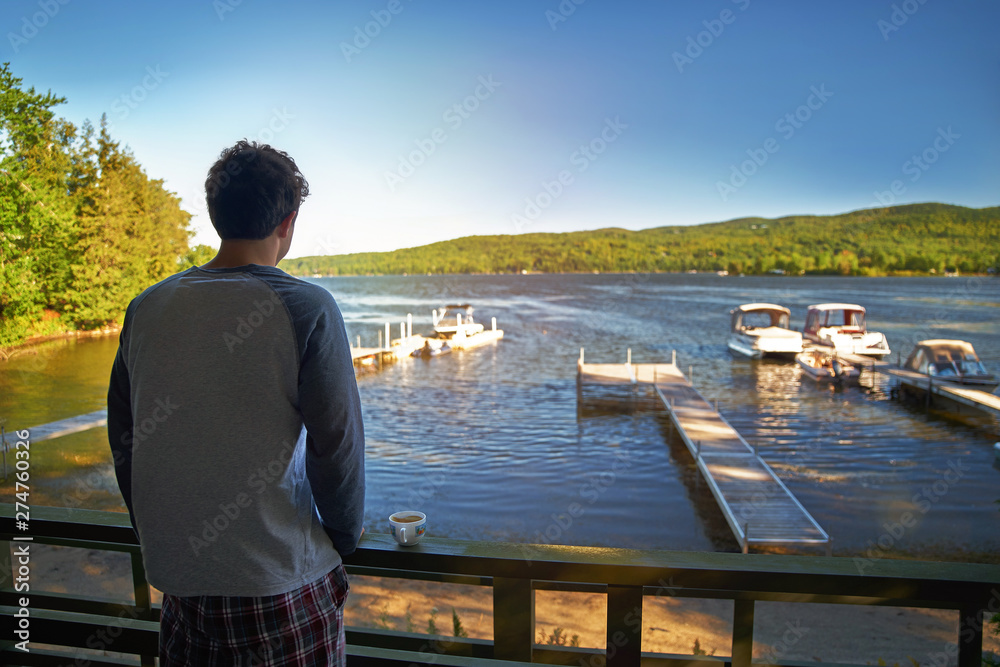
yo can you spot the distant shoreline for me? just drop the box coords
[0,326,119,361]
[289,269,994,279]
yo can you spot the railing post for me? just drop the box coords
[607,585,642,667]
[732,598,755,667]
[130,551,156,666]
[0,536,10,592]
[493,577,533,662]
[958,600,984,667]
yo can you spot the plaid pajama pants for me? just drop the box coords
[159,564,350,666]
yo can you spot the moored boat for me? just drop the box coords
[796,347,860,384]
[429,304,504,350]
[802,303,891,358]
[727,303,803,359]
[899,339,997,389]
[411,339,452,358]
[433,305,485,338]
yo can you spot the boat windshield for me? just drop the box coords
[928,359,988,377]
[741,311,788,329]
[830,309,866,330]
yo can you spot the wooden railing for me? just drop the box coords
[1,504,998,666]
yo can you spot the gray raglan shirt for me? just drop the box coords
[107,265,365,597]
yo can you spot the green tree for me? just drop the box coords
[66,117,190,328]
[0,63,77,345]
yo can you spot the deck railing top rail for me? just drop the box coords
[2,504,999,667]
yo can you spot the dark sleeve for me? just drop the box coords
[298,295,366,557]
[107,323,139,537]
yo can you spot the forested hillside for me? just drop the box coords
[281,203,998,277]
[2,60,996,351]
[0,64,209,348]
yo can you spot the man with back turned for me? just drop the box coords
[108,140,365,666]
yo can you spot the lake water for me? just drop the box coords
[2,273,998,561]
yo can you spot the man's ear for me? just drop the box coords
[277,211,297,238]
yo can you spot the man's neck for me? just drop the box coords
[201,239,280,269]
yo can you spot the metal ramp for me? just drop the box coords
[578,349,830,554]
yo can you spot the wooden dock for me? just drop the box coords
[577,349,831,554]
[837,352,1000,421]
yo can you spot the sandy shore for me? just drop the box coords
[19,544,998,664]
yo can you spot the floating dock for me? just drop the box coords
[577,349,831,554]
[836,352,1000,421]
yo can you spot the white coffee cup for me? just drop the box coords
[389,511,426,546]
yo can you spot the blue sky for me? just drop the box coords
[4,0,998,258]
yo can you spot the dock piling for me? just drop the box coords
[672,349,676,366]
[378,330,383,350]
[407,313,413,339]
[385,322,390,348]
[627,348,631,366]
[492,317,497,332]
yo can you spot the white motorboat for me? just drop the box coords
[899,339,997,389]
[796,347,860,384]
[802,303,891,358]
[727,303,803,359]
[430,304,504,350]
[432,304,485,338]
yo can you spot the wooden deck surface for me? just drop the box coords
[578,358,830,553]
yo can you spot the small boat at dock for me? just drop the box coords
[430,304,504,350]
[411,339,452,358]
[796,347,860,384]
[433,305,485,338]
[727,303,803,359]
[899,339,997,389]
[803,303,891,358]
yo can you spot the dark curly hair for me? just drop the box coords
[205,140,310,240]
